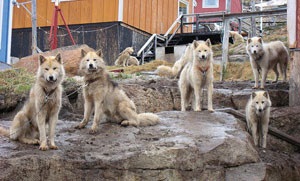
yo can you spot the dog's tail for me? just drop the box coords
[137,113,160,126]
[156,65,175,78]
[0,126,9,137]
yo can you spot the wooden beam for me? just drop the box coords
[218,108,300,148]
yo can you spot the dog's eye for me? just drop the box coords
[93,59,97,61]
[204,50,207,52]
[256,45,258,47]
[53,67,57,70]
[256,101,259,104]
[45,68,49,71]
[86,59,89,62]
[251,45,254,47]
[262,101,264,104]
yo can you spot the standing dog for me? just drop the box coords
[246,37,289,89]
[156,43,194,78]
[245,91,272,148]
[75,49,159,133]
[179,39,214,112]
[0,54,65,151]
[114,47,134,67]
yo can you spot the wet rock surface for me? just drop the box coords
[0,111,260,180]
[0,78,299,180]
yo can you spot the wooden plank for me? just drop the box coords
[157,0,163,33]
[123,0,129,23]
[58,2,70,25]
[151,0,158,33]
[161,0,168,33]
[68,1,81,24]
[133,0,140,28]
[80,0,92,24]
[23,3,32,28]
[145,0,152,33]
[46,1,54,27]
[127,0,134,25]
[13,2,26,28]
[91,0,101,23]
[287,0,296,48]
[36,0,47,27]
[139,0,146,31]
[218,108,300,148]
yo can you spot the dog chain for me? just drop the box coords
[0,83,88,138]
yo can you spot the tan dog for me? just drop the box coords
[245,91,272,148]
[126,56,139,66]
[0,54,65,151]
[246,37,289,89]
[179,39,214,112]
[75,49,160,133]
[156,43,194,78]
[229,31,244,43]
[114,47,134,67]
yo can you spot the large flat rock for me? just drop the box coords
[0,111,259,180]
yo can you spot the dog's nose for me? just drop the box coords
[89,64,93,68]
[258,108,262,112]
[49,76,54,81]
[202,55,206,59]
[253,50,257,54]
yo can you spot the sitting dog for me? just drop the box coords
[114,47,134,67]
[75,49,160,133]
[0,54,65,151]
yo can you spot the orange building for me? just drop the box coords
[13,0,195,34]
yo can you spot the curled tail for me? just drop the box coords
[156,65,174,78]
[0,126,9,137]
[137,113,160,126]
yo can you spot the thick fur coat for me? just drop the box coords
[75,49,159,133]
[245,91,272,148]
[179,39,214,112]
[0,54,65,151]
[246,37,289,89]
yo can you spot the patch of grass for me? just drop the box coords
[0,68,35,95]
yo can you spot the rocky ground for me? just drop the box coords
[0,76,299,180]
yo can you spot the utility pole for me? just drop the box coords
[220,0,231,81]
[31,0,37,54]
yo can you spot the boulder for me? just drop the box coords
[13,44,94,76]
[0,111,259,180]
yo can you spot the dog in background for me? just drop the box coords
[229,31,244,43]
[156,43,194,78]
[246,37,289,89]
[115,47,139,66]
[179,39,214,112]
[0,54,65,151]
[245,91,272,148]
[75,49,160,133]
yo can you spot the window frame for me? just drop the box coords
[178,0,189,23]
[202,0,219,8]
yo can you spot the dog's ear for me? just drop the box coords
[247,38,252,44]
[192,40,199,49]
[96,49,103,57]
[258,37,262,44]
[55,53,62,64]
[81,49,87,58]
[39,55,47,65]
[205,38,212,48]
[251,92,256,98]
[263,91,268,98]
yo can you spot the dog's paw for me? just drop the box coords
[89,128,98,134]
[75,123,85,129]
[208,109,215,113]
[121,120,129,126]
[50,145,59,150]
[39,145,49,151]
[195,109,202,112]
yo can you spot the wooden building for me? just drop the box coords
[13,0,195,34]
[194,0,242,14]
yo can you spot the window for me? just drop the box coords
[178,0,189,23]
[203,0,219,8]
